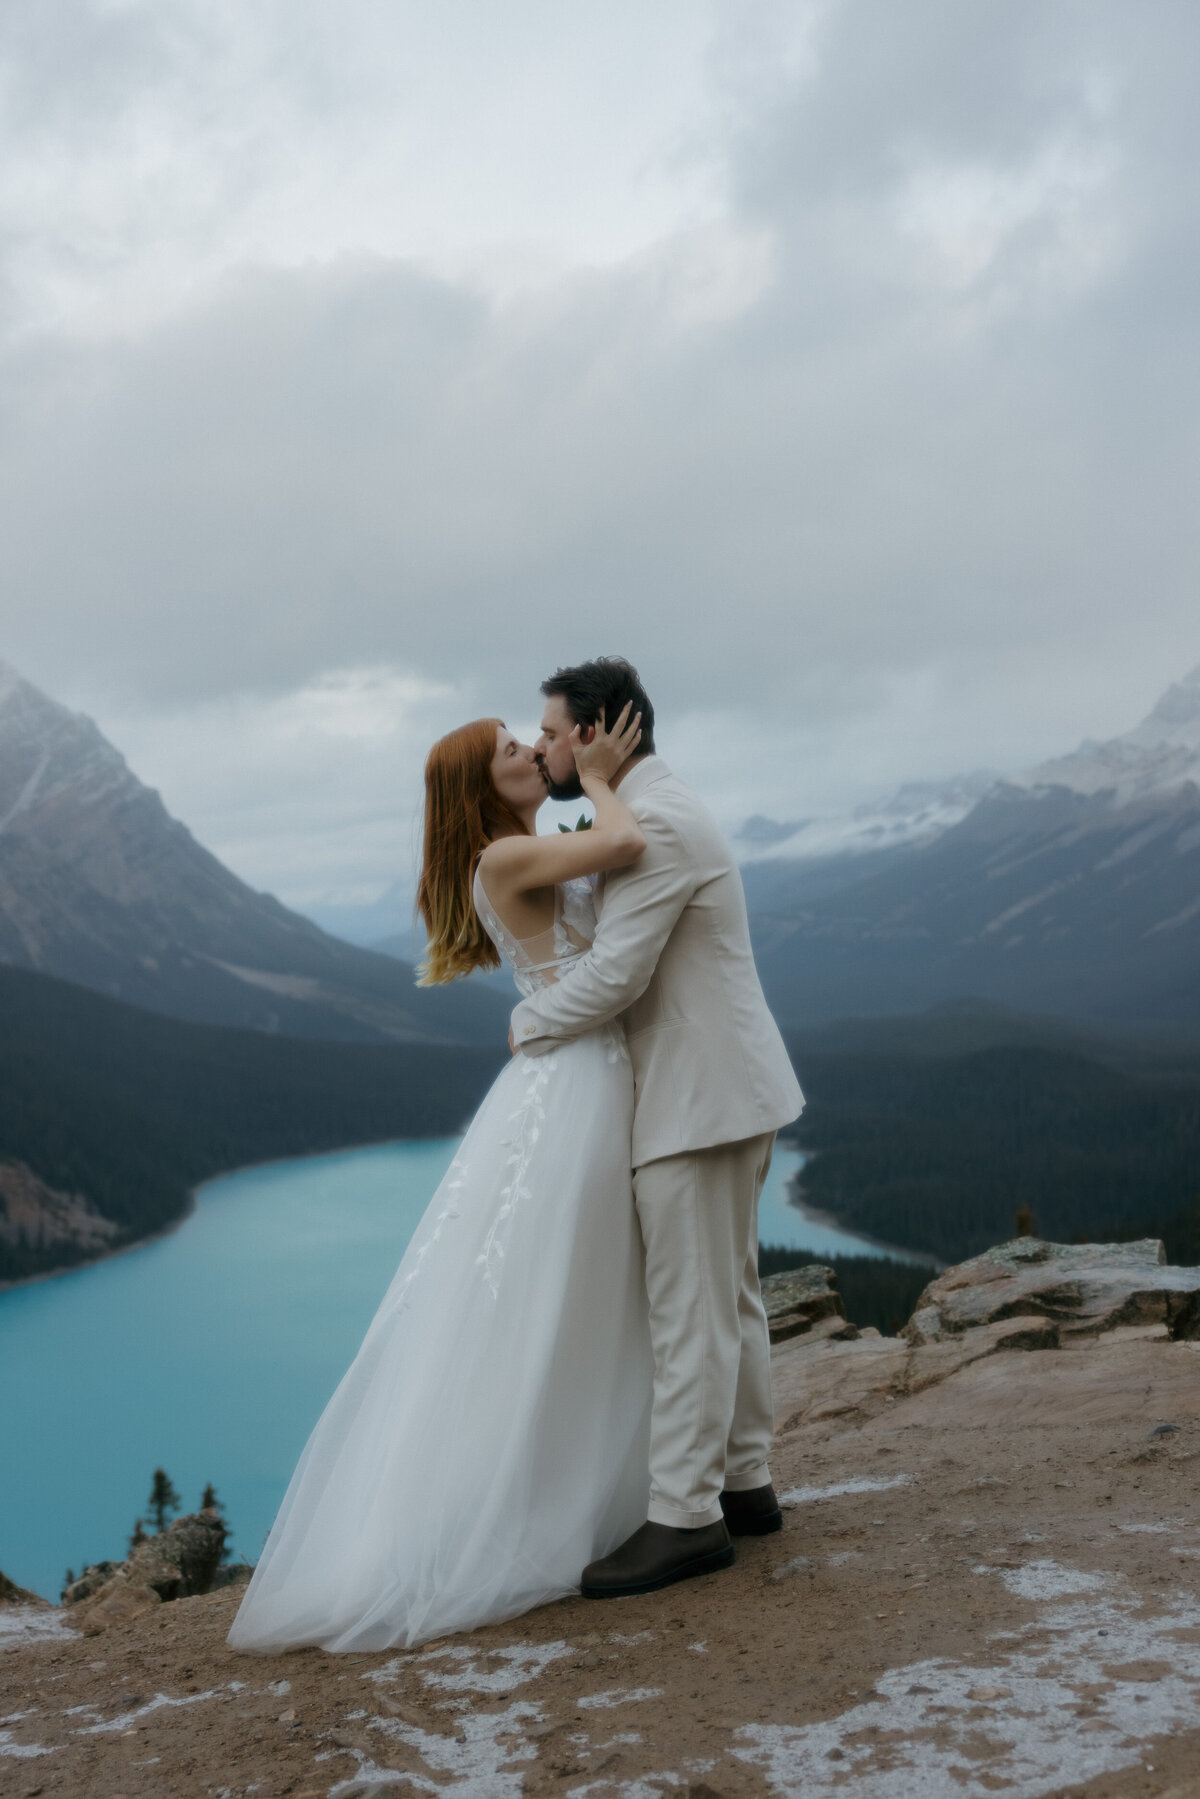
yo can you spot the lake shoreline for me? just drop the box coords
[0,1137,901,1601]
[0,1136,475,1600]
[781,1166,943,1269]
[2,1136,938,1298]
[0,1191,200,1298]
[0,1134,450,1299]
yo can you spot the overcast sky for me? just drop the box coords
[2,0,1198,910]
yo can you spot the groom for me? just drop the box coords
[511,656,804,1596]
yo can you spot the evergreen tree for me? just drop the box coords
[201,1482,232,1561]
[128,1517,148,1555]
[146,1468,181,1534]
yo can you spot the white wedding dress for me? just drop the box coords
[228,874,653,1653]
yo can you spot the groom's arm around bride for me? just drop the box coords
[513,656,804,1598]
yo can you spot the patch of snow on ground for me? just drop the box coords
[771,1555,814,1581]
[977,1559,1106,1601]
[733,1559,1200,1799]
[324,1699,541,1798]
[577,1688,664,1710]
[0,1606,76,1650]
[76,1690,222,1733]
[565,1777,687,1798]
[781,1475,913,1504]
[365,1639,572,1695]
[0,1726,56,1760]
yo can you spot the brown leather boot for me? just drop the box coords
[720,1483,783,1535]
[580,1520,734,1598]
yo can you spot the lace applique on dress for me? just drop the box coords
[471,869,595,996]
[476,1056,551,1297]
[379,1153,467,1320]
[463,870,628,1293]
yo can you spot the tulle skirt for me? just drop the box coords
[228,1026,653,1653]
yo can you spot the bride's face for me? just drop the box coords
[490,725,547,817]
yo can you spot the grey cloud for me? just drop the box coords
[2,0,1199,818]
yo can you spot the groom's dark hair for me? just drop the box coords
[541,657,656,755]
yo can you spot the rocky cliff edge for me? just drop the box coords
[3,1238,1200,1798]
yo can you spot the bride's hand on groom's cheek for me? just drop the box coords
[571,702,642,781]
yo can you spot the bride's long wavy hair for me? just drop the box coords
[416,717,532,985]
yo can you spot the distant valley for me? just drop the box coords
[4,655,1200,1288]
[752,672,1200,1274]
[0,662,516,1284]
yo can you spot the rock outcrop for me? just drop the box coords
[770,1236,1200,1435]
[0,1568,40,1606]
[60,1561,122,1606]
[904,1236,1200,1345]
[761,1265,857,1343]
[0,1159,120,1261]
[64,1510,228,1635]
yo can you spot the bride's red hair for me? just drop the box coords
[416,717,532,985]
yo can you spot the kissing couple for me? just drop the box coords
[229,656,803,1654]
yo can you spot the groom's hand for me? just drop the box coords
[508,1026,517,1055]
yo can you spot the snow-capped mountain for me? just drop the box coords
[742,665,1200,1030]
[0,658,142,832]
[740,666,1200,872]
[737,771,999,865]
[1018,665,1200,804]
[0,661,507,1045]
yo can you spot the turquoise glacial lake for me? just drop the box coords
[0,1138,904,1600]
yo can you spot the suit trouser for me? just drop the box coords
[634,1131,777,1529]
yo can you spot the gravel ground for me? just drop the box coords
[3,1330,1200,1798]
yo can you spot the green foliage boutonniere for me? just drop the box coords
[557,815,593,833]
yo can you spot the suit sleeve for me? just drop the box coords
[510,809,696,1054]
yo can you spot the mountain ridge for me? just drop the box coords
[741,664,1200,869]
[740,666,1200,1028]
[0,661,508,1045]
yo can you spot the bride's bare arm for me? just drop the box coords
[480,703,647,895]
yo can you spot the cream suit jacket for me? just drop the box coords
[510,756,804,1167]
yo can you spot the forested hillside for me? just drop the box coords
[786,1033,1200,1267]
[0,965,503,1283]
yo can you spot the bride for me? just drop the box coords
[228,703,654,1653]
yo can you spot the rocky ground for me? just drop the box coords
[4,1240,1200,1799]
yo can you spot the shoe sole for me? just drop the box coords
[580,1543,735,1600]
[723,1509,783,1537]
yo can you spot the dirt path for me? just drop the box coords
[4,1331,1200,1797]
